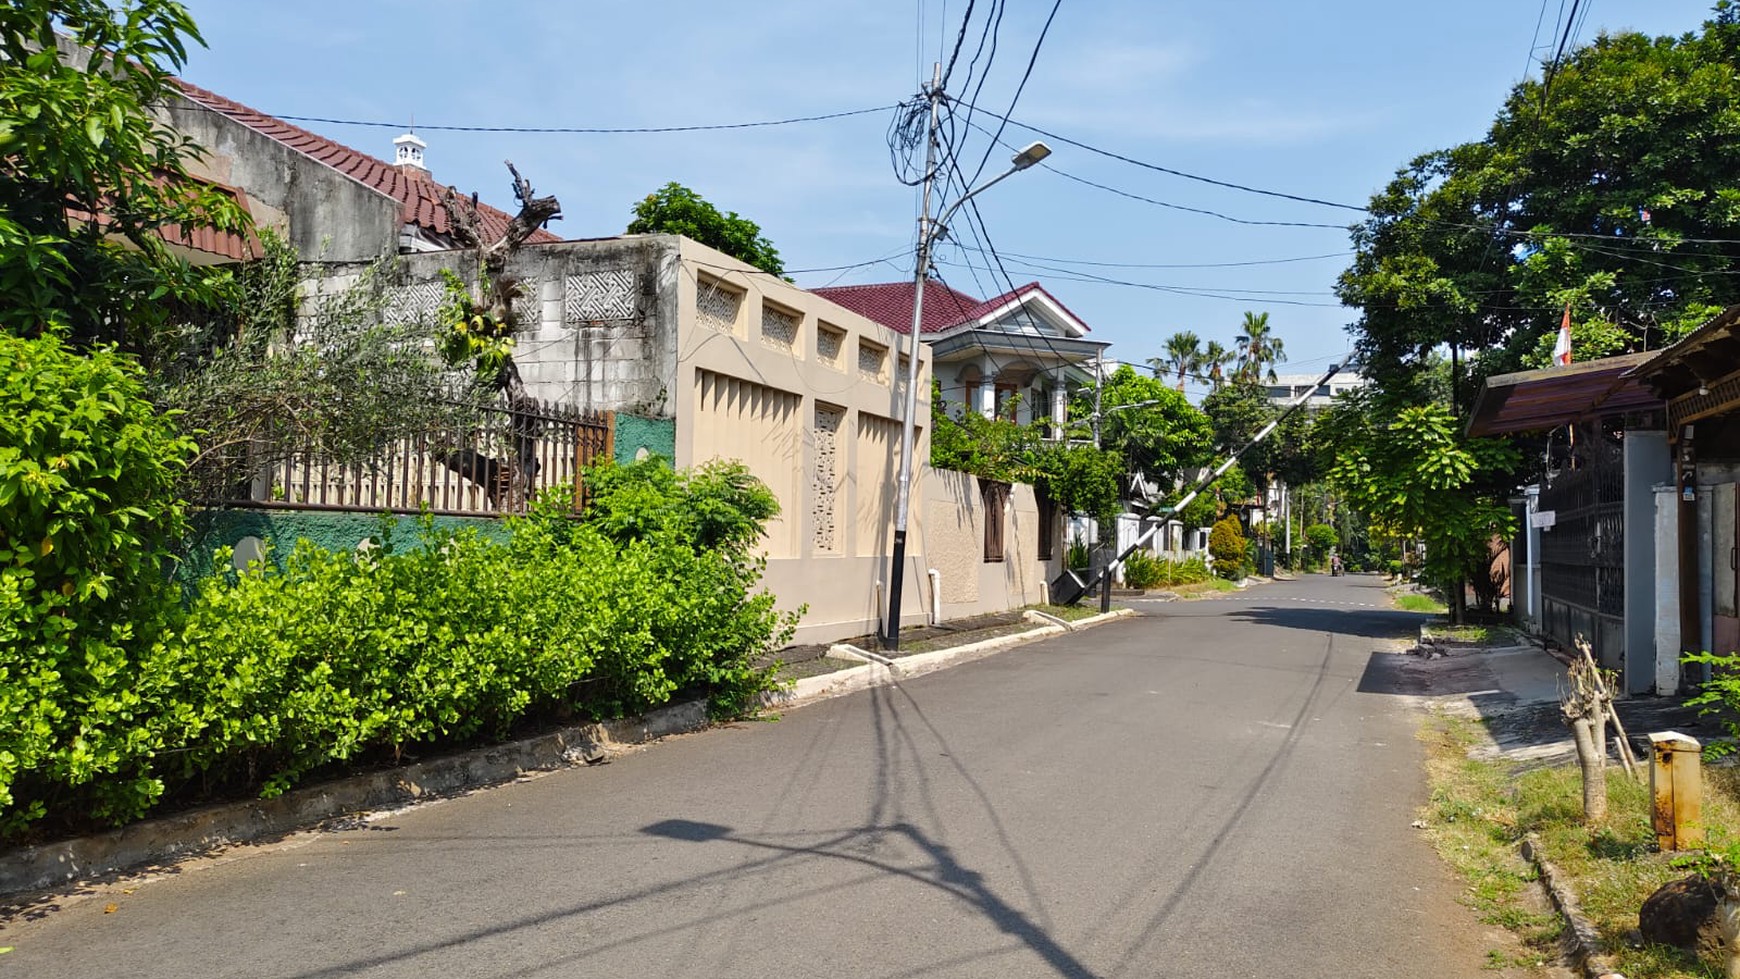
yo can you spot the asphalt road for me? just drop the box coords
[7,574,1524,978]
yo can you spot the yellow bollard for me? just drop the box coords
[1650,731,1704,851]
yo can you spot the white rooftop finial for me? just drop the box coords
[393,129,427,171]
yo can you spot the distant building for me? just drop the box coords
[1263,372,1367,408]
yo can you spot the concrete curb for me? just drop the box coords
[1522,834,1627,979]
[0,607,1136,901]
[764,607,1136,712]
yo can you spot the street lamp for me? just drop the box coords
[884,138,1052,650]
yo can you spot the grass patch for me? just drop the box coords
[1420,713,1740,978]
[1396,592,1449,614]
[1174,579,1238,598]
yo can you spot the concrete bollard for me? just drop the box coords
[1650,731,1704,851]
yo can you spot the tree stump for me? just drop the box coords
[1640,875,1740,977]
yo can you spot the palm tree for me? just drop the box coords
[1149,330,1202,393]
[1200,340,1234,389]
[1234,311,1286,384]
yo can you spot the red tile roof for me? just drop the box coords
[172,79,561,246]
[812,280,987,335]
[813,279,1091,335]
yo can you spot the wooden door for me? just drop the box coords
[1715,483,1739,656]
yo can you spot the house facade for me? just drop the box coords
[159,78,1056,643]
[814,280,1109,433]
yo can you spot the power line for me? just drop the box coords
[266,105,893,134]
[982,248,1353,270]
[964,0,1063,189]
[946,96,1370,213]
[1042,164,1351,230]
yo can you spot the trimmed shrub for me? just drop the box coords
[1209,515,1247,580]
[1122,550,1165,589]
[0,456,798,841]
[0,334,194,832]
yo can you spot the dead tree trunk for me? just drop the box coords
[1563,637,1609,826]
[437,162,562,510]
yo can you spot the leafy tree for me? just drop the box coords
[1150,330,1201,392]
[1325,397,1519,622]
[627,182,784,277]
[0,0,248,345]
[1233,311,1285,384]
[1304,523,1338,564]
[1339,11,1740,385]
[1072,365,1215,487]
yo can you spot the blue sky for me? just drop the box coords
[178,1,1719,395]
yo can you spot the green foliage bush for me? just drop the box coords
[0,456,797,841]
[1208,515,1248,580]
[0,333,195,831]
[1121,551,1211,589]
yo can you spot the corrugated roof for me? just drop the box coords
[172,79,561,247]
[1465,352,1660,437]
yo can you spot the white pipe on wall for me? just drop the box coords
[927,568,942,625]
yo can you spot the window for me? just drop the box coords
[981,479,1008,562]
[994,382,1022,421]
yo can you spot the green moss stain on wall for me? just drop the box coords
[178,509,511,584]
[614,414,675,465]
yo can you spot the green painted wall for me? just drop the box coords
[178,509,511,583]
[614,414,675,465]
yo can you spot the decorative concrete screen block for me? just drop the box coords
[761,302,799,350]
[816,323,845,369]
[512,280,541,329]
[563,269,639,325]
[695,275,743,335]
[383,280,445,325]
[858,339,889,384]
[812,404,844,552]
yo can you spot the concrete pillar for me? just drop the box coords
[1650,731,1704,851]
[1625,430,1671,693]
[976,381,995,419]
[1523,485,1543,626]
[1050,386,1067,431]
[1656,483,1683,695]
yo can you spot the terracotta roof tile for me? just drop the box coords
[813,279,1092,335]
[172,79,561,247]
[812,280,985,335]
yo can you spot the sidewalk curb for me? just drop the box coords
[763,608,1136,711]
[1522,834,1627,979]
[0,607,1135,901]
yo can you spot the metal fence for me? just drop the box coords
[1538,419,1626,669]
[191,398,615,517]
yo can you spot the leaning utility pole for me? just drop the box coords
[884,63,944,650]
[1068,362,1342,599]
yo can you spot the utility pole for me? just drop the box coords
[883,62,943,650]
[881,69,1050,650]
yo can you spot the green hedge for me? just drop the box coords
[1,333,194,834]
[0,450,799,842]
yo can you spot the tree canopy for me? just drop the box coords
[1338,9,1740,385]
[627,182,785,277]
[0,0,247,344]
[1077,365,1215,487]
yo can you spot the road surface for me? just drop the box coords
[6,573,1535,978]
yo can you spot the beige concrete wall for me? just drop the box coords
[916,468,1051,622]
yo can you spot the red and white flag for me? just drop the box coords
[1553,304,1573,366]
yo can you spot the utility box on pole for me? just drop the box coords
[1650,731,1704,851]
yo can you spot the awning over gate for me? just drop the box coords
[1466,352,1660,437]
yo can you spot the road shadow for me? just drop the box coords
[1225,603,1426,641]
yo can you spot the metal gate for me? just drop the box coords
[1537,420,1626,669]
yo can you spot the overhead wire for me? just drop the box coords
[267,105,893,134]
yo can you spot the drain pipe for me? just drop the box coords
[927,568,942,625]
